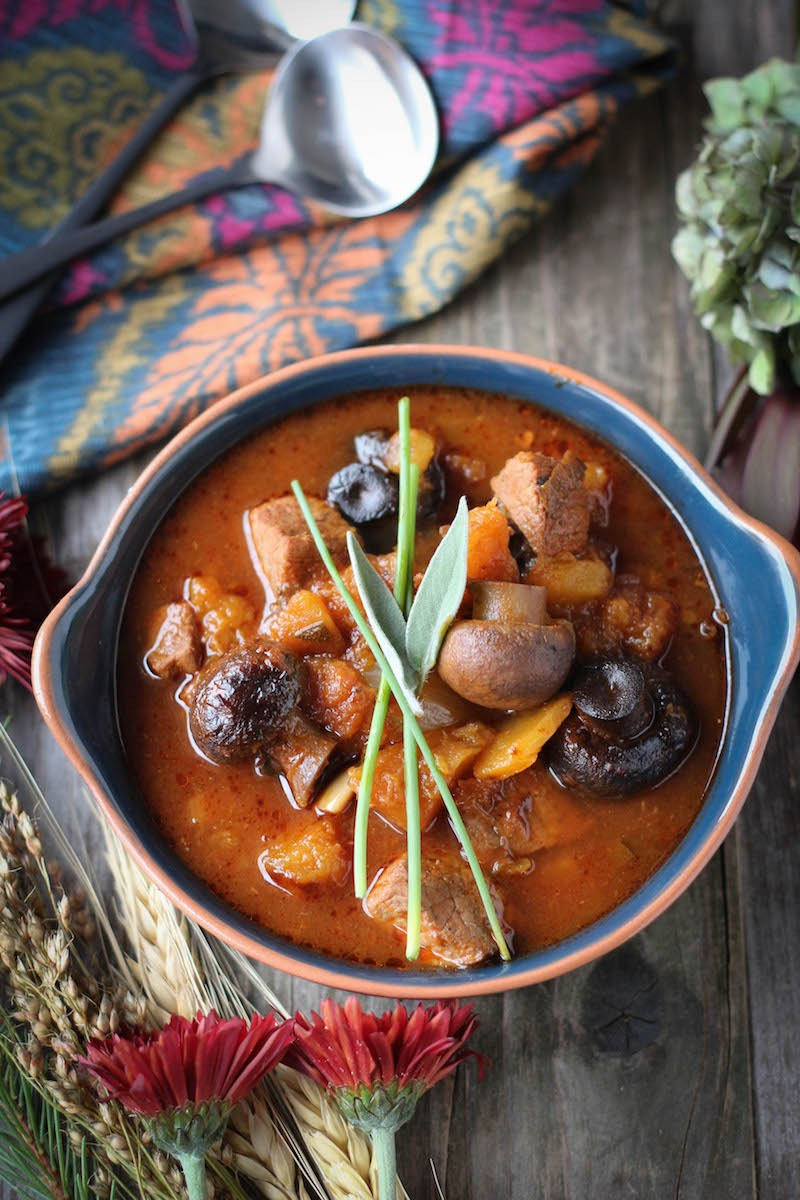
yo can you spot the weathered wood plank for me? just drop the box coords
[735,679,800,1197]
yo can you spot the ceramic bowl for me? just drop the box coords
[33,346,800,997]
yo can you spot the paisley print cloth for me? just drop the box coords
[0,0,675,496]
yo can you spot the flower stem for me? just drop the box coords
[372,1124,398,1200]
[178,1149,208,1200]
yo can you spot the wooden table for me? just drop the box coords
[8,2,798,1196]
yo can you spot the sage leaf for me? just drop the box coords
[405,496,469,686]
[346,533,422,714]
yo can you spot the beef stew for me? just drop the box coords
[119,388,727,970]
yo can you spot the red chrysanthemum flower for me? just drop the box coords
[0,491,67,689]
[82,1011,293,1199]
[292,996,486,1099]
[0,494,35,688]
[290,998,486,1200]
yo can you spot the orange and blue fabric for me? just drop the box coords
[0,0,675,497]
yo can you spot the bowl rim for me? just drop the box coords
[32,343,800,997]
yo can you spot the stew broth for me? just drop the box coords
[119,388,727,969]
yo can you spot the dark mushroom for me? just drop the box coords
[189,638,300,764]
[354,429,390,467]
[265,711,337,808]
[548,656,696,796]
[508,527,537,577]
[327,462,399,526]
[355,426,445,522]
[417,457,446,520]
[571,657,654,742]
[437,580,575,710]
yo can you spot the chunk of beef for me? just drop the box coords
[147,602,203,680]
[248,496,357,597]
[491,451,590,557]
[258,817,348,886]
[267,711,336,808]
[365,853,500,966]
[457,769,594,875]
[576,579,679,661]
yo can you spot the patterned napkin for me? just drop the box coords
[0,1,675,497]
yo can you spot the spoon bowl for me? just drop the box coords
[257,24,439,216]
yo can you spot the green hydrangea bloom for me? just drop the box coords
[673,58,800,394]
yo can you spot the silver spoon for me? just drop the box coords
[0,25,438,303]
[0,0,356,362]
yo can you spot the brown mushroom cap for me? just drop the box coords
[437,618,575,710]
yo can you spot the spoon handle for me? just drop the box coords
[0,69,207,368]
[0,158,259,307]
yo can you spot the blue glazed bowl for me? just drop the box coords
[33,346,800,997]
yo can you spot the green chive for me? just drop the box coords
[353,680,390,898]
[396,401,422,959]
[402,718,422,960]
[353,397,417,901]
[291,480,511,963]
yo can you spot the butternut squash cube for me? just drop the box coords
[349,744,443,833]
[473,695,573,781]
[265,590,345,657]
[200,594,258,656]
[258,818,348,887]
[428,722,494,779]
[186,575,258,656]
[384,427,436,474]
[465,502,518,583]
[303,657,375,744]
[526,550,613,609]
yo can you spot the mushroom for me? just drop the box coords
[547,656,696,796]
[189,638,301,764]
[354,429,391,467]
[571,657,654,742]
[349,426,445,521]
[327,462,399,526]
[437,581,576,710]
[264,711,336,808]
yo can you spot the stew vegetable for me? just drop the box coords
[119,388,727,970]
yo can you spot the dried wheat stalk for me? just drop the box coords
[226,1094,312,1200]
[103,827,212,1024]
[0,780,185,1200]
[275,1067,381,1200]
